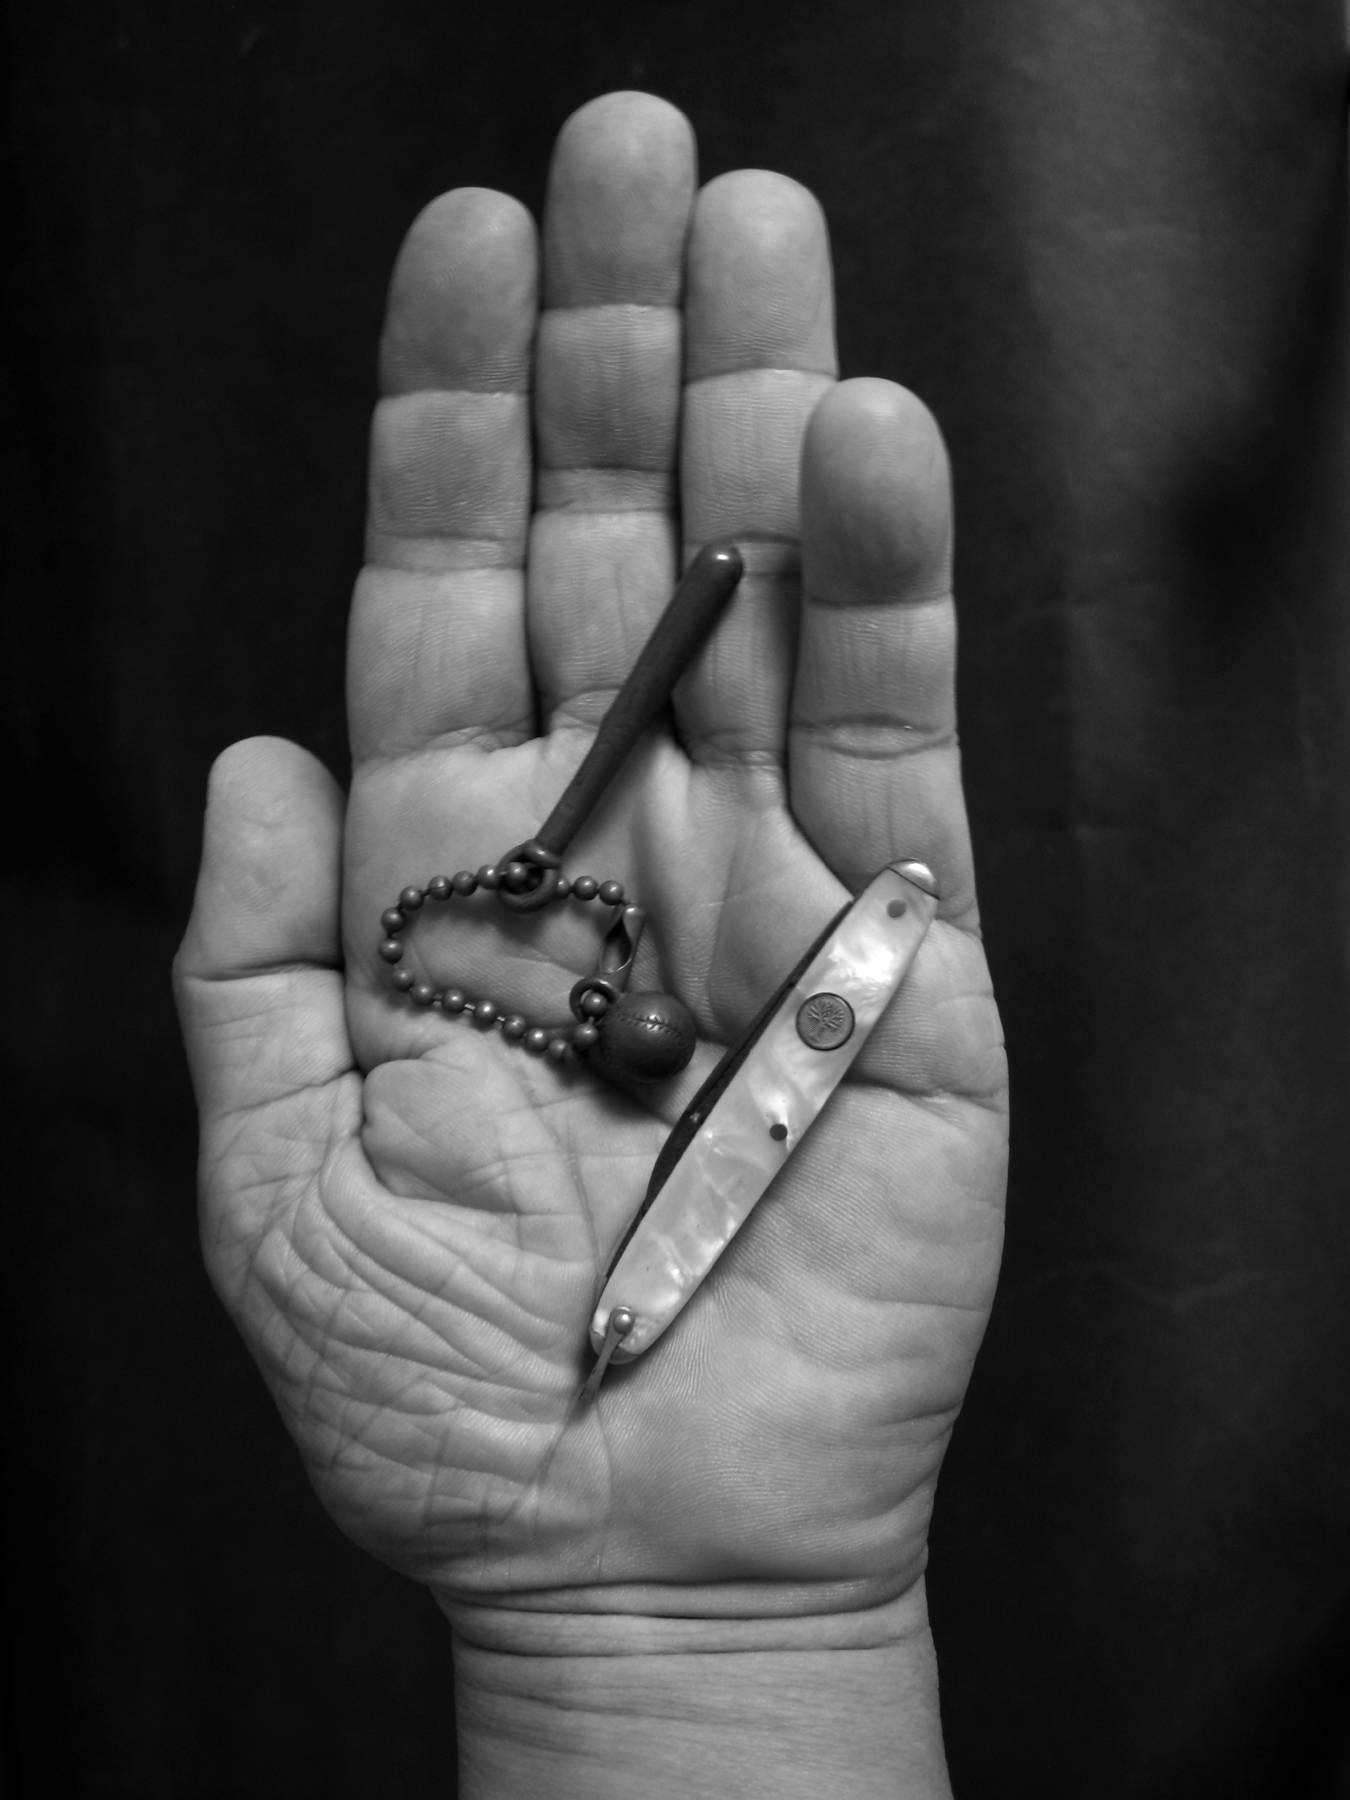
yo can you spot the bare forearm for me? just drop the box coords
[448,1586,952,1800]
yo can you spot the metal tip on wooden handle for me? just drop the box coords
[693,540,744,582]
[581,1305,636,1402]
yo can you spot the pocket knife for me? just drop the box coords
[584,857,939,1394]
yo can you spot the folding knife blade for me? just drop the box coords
[585,859,939,1384]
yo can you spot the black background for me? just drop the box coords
[6,2,1350,1794]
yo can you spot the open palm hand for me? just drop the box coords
[176,93,1006,1629]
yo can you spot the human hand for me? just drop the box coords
[175,93,1006,1650]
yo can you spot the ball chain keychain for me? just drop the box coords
[374,542,745,1081]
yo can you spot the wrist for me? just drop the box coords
[446,1582,951,1800]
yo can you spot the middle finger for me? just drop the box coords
[527,93,697,736]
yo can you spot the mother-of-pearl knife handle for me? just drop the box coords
[585,860,939,1383]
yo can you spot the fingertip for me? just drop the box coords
[380,187,538,394]
[402,185,534,245]
[692,167,828,255]
[686,170,835,379]
[205,733,343,829]
[801,379,953,605]
[544,92,697,306]
[182,737,345,982]
[557,89,695,154]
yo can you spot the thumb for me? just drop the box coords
[174,737,356,1258]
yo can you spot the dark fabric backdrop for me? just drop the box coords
[6,2,1349,1795]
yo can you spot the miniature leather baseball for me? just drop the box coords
[593,991,697,1081]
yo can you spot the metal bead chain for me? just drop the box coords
[377,863,628,1061]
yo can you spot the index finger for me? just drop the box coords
[348,187,538,766]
